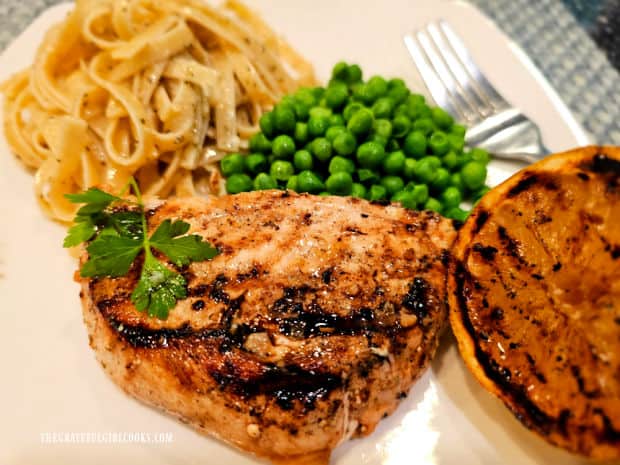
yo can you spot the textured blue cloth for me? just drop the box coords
[1,0,619,144]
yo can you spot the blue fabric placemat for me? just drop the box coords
[1,0,619,145]
[469,0,620,145]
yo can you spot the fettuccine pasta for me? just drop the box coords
[1,0,315,221]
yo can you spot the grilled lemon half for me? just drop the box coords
[449,146,620,459]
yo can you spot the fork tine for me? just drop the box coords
[416,30,478,123]
[403,34,462,120]
[426,23,491,123]
[439,21,510,110]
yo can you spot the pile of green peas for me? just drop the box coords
[221,61,491,221]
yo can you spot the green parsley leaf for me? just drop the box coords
[80,235,142,277]
[109,210,143,240]
[150,219,219,266]
[131,254,187,319]
[63,216,97,247]
[65,178,219,319]
[65,188,121,216]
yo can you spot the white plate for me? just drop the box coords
[0,1,592,464]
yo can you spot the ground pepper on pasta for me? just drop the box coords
[0,0,315,221]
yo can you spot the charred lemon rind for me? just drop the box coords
[449,145,620,460]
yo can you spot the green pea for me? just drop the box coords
[356,141,385,168]
[410,183,429,204]
[388,78,406,89]
[293,101,310,121]
[272,135,296,158]
[347,108,374,136]
[413,158,437,184]
[293,149,314,171]
[345,64,363,84]
[442,151,459,171]
[357,168,380,185]
[245,153,267,174]
[325,82,348,109]
[253,172,278,190]
[421,155,442,169]
[329,114,345,127]
[328,77,346,89]
[310,86,324,101]
[366,76,388,100]
[431,107,454,129]
[470,147,491,164]
[325,125,346,143]
[424,197,443,213]
[413,117,435,135]
[318,191,331,197]
[259,112,275,138]
[413,103,432,120]
[351,183,367,199]
[353,83,374,104]
[383,150,406,175]
[381,175,405,196]
[393,103,408,118]
[448,133,465,152]
[403,158,417,180]
[295,88,317,108]
[387,82,410,104]
[329,156,355,174]
[286,175,299,192]
[450,172,464,190]
[461,161,487,190]
[309,106,332,119]
[391,190,417,210]
[279,95,297,109]
[367,134,387,147]
[343,102,364,122]
[270,160,294,181]
[220,153,245,177]
[371,97,394,119]
[368,184,388,201]
[273,104,296,134]
[431,167,451,192]
[325,171,353,195]
[307,115,330,137]
[249,132,272,153]
[333,131,357,156]
[407,93,426,106]
[332,61,348,80]
[392,115,411,138]
[403,131,427,158]
[445,207,469,222]
[441,186,462,208]
[373,119,393,140]
[451,124,467,138]
[429,131,450,156]
[310,137,332,162]
[226,173,253,194]
[294,122,309,144]
[297,170,325,193]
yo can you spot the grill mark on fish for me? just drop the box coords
[81,191,456,461]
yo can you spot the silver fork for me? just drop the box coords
[404,20,550,164]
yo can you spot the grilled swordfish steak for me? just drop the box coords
[80,190,456,463]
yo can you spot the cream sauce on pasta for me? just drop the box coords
[1,0,315,221]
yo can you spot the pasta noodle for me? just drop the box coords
[1,0,315,222]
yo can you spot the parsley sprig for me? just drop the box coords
[64,179,218,319]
